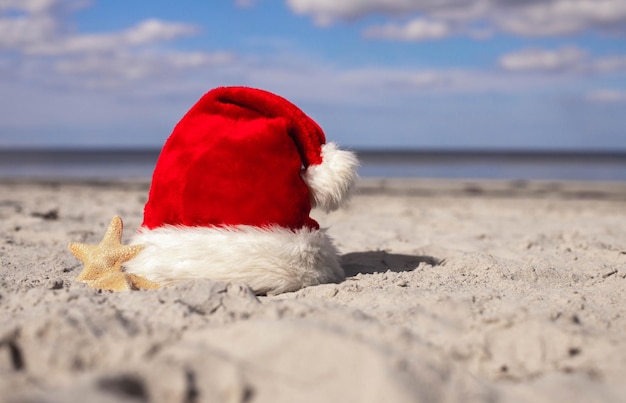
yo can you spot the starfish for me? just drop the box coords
[68,216,160,291]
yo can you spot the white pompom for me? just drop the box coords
[303,142,359,212]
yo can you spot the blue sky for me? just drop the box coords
[1,0,625,150]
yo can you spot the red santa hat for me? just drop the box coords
[123,86,359,295]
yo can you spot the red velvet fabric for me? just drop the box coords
[142,87,326,230]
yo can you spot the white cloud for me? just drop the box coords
[53,51,234,83]
[286,0,626,37]
[234,0,256,8]
[499,47,589,72]
[0,0,233,90]
[333,67,452,93]
[592,55,626,73]
[494,0,626,36]
[363,18,452,41]
[1,1,201,57]
[286,0,421,25]
[586,89,626,103]
[0,0,91,49]
[0,0,59,14]
[0,0,63,49]
[0,13,58,48]
[239,61,558,106]
[25,19,199,55]
[499,46,626,77]
[0,1,199,56]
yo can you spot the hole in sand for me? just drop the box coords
[568,347,582,357]
[98,374,148,401]
[8,341,24,371]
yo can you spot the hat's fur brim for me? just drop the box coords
[123,224,345,295]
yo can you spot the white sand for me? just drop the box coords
[1,178,625,402]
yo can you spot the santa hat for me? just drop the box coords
[123,86,359,295]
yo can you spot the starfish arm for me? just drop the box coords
[113,243,146,264]
[102,216,124,246]
[68,242,88,261]
[126,274,161,290]
[88,273,133,292]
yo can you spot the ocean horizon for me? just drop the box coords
[1,148,626,182]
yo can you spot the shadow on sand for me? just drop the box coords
[340,251,441,277]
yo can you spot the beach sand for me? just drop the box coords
[1,178,625,402]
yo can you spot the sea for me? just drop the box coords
[1,149,626,182]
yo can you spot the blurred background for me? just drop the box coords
[1,0,625,180]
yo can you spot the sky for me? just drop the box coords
[0,0,625,150]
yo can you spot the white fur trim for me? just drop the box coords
[123,225,344,295]
[303,142,359,213]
